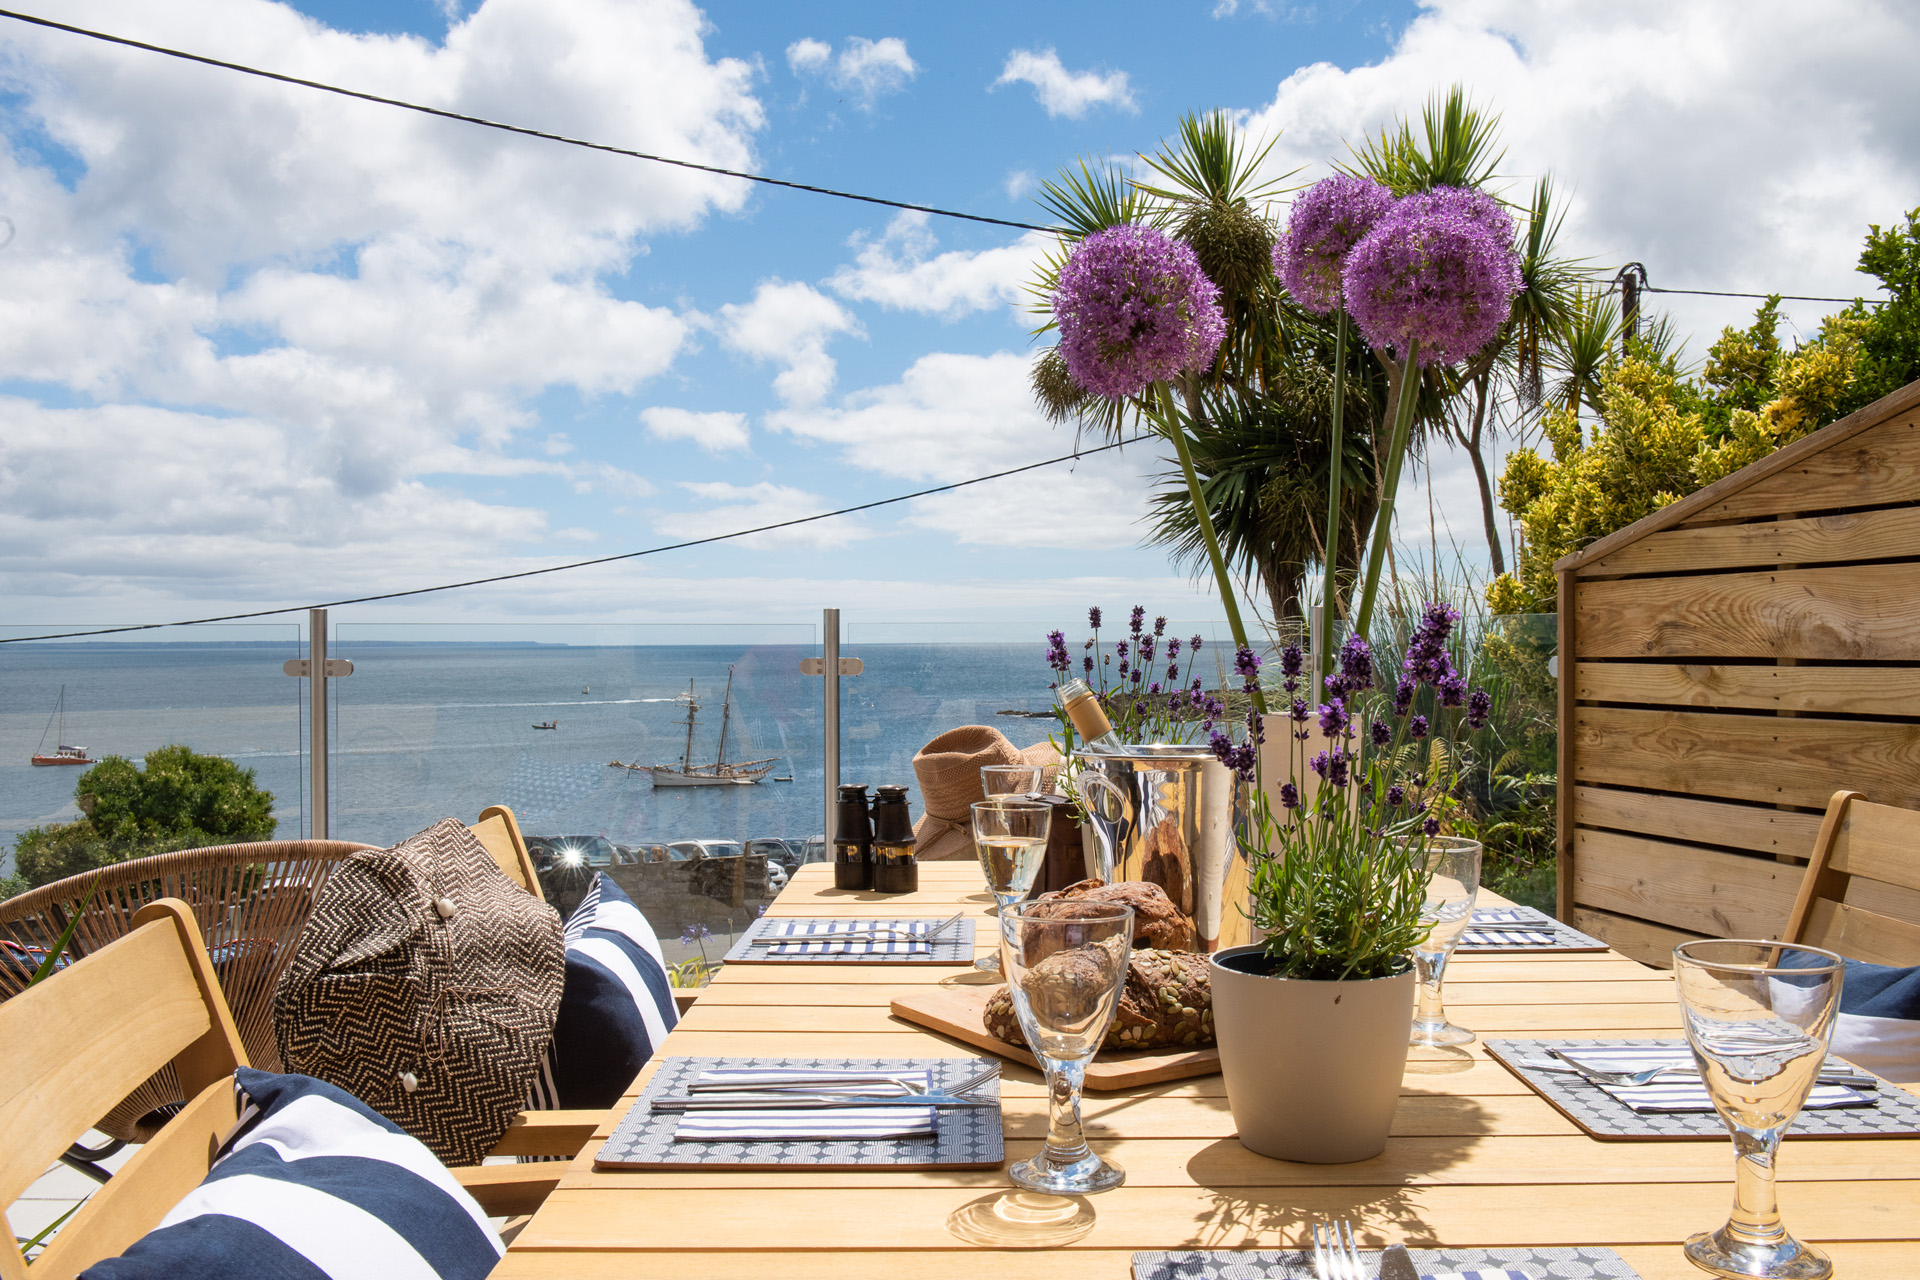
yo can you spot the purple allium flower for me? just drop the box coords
[1423,816,1441,836]
[1393,676,1416,717]
[1387,783,1405,807]
[1046,629,1070,674]
[1290,697,1310,724]
[1280,642,1304,678]
[1275,174,1397,314]
[1279,781,1300,810]
[1370,719,1392,748]
[1343,186,1523,366]
[1055,224,1228,399]
[1467,688,1493,730]
[1409,714,1429,740]
[1130,605,1146,635]
[1318,698,1349,738]
[1088,606,1103,629]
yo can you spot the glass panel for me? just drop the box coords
[1467,613,1559,914]
[330,623,815,979]
[0,624,306,896]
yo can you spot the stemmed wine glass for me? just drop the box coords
[971,794,1050,973]
[1674,939,1845,1280]
[1410,836,1482,1047]
[1000,900,1133,1195]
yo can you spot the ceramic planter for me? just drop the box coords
[1209,944,1416,1163]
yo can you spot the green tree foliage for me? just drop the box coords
[1489,208,1920,613]
[9,744,276,893]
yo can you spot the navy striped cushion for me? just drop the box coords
[544,873,680,1108]
[1831,957,1920,1084]
[83,1069,502,1279]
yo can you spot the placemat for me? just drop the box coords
[722,916,976,964]
[1133,1245,1643,1279]
[1487,1037,1920,1141]
[595,1056,1004,1170]
[1454,906,1609,952]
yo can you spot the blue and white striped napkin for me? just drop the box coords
[671,1068,938,1142]
[1551,1044,1874,1114]
[1424,1272,1531,1280]
[1460,908,1557,947]
[759,918,933,956]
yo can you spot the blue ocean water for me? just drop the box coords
[0,640,1062,869]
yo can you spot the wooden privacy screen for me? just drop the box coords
[1555,377,1920,967]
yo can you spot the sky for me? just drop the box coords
[0,0,1915,641]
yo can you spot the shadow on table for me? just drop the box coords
[1184,1090,1488,1249]
[947,1191,1098,1247]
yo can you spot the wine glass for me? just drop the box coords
[1674,940,1845,1280]
[970,798,1051,972]
[1000,900,1133,1195]
[1410,836,1482,1047]
[982,763,1045,800]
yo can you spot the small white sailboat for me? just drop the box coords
[616,667,777,788]
[31,686,93,767]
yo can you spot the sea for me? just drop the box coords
[0,640,1067,872]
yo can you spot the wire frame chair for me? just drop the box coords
[0,839,375,1141]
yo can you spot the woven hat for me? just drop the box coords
[911,725,1062,860]
[273,817,564,1166]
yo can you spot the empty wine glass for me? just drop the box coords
[982,763,1045,800]
[1000,900,1133,1195]
[971,798,1051,972]
[1410,835,1482,1047]
[1674,939,1845,1280]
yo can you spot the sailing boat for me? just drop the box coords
[31,686,93,766]
[628,667,778,788]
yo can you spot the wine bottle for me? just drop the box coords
[1056,678,1125,753]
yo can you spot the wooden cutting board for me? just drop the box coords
[889,983,1220,1090]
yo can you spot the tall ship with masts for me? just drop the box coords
[614,667,778,788]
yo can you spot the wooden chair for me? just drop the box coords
[1784,789,1920,964]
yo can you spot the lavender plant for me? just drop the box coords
[1213,603,1492,980]
[1045,605,1223,749]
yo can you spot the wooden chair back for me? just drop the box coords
[470,804,544,901]
[1784,789,1920,965]
[0,900,247,1280]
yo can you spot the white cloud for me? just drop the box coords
[718,280,862,405]
[640,406,751,452]
[993,48,1137,119]
[767,350,1158,549]
[827,212,1051,321]
[1242,0,1920,353]
[785,35,918,108]
[1004,169,1037,201]
[785,37,831,74]
[652,481,869,550]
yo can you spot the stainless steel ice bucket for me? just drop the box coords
[1074,743,1251,953]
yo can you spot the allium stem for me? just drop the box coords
[1154,380,1266,716]
[1354,341,1421,640]
[1317,307,1349,692]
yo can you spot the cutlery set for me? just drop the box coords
[747,911,964,945]
[649,1061,1001,1113]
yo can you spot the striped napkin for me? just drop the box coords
[1460,908,1556,947]
[1552,1045,1874,1114]
[1424,1272,1531,1280]
[759,919,933,956]
[671,1068,938,1142]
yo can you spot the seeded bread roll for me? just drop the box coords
[983,948,1214,1052]
[1032,878,1193,952]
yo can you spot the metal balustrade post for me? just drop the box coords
[284,607,352,841]
[822,608,840,845]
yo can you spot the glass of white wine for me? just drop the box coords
[971,798,1051,972]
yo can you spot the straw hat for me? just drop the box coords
[911,725,1062,861]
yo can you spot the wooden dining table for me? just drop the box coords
[494,861,1920,1279]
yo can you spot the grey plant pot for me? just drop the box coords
[1209,944,1417,1163]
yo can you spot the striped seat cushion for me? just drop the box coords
[82,1069,502,1279]
[1780,949,1920,1084]
[529,873,680,1110]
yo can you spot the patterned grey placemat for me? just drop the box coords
[595,1056,1004,1170]
[1455,906,1609,953]
[722,916,976,964]
[1487,1037,1920,1140]
[1134,1245,1643,1279]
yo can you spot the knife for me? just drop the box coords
[650,1094,996,1112]
[1378,1243,1420,1280]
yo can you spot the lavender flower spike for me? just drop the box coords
[1055,224,1227,399]
[1276,174,1396,314]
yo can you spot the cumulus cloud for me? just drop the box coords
[640,406,752,452]
[652,480,869,550]
[786,35,918,108]
[767,350,1158,549]
[993,48,1137,119]
[1242,0,1920,350]
[718,280,863,405]
[827,212,1050,321]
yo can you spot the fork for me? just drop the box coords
[749,911,964,945]
[1311,1220,1364,1280]
[685,1061,1002,1099]
[1538,1049,1874,1089]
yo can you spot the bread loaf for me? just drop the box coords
[1031,878,1193,952]
[983,948,1214,1053]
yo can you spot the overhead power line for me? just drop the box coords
[1645,284,1882,305]
[0,7,1061,236]
[0,434,1153,645]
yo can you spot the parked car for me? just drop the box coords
[797,835,828,865]
[764,861,789,893]
[666,839,745,862]
[526,834,618,872]
[746,837,801,872]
